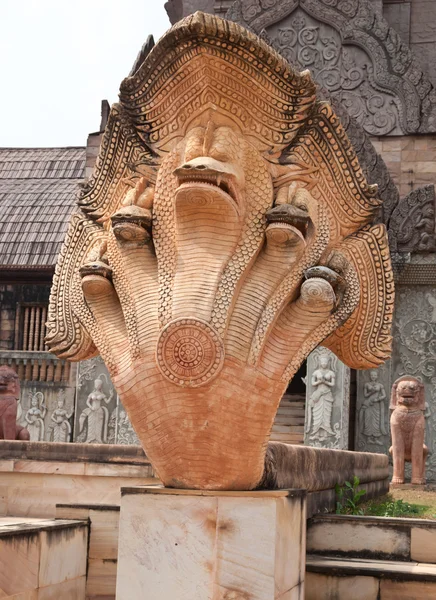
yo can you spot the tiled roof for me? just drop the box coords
[0,147,85,268]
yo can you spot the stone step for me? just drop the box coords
[306,554,436,600]
[307,513,436,563]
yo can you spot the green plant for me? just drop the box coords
[365,498,426,518]
[335,476,367,515]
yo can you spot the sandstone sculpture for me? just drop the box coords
[46,13,394,490]
[390,376,428,485]
[25,390,46,442]
[360,370,387,446]
[0,366,30,441]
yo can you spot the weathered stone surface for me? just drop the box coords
[390,376,428,485]
[304,347,350,450]
[306,573,379,600]
[75,357,138,446]
[117,487,306,600]
[392,286,436,482]
[47,12,393,490]
[227,0,436,135]
[307,516,410,559]
[388,184,436,253]
[0,366,30,441]
[356,362,391,454]
[411,526,436,563]
[259,443,388,492]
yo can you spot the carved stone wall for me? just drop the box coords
[304,347,350,450]
[356,361,391,454]
[74,358,139,446]
[227,0,436,135]
[389,184,436,253]
[17,384,75,443]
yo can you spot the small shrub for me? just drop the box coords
[335,476,366,515]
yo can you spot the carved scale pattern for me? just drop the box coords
[47,13,393,490]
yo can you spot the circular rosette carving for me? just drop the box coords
[156,319,225,387]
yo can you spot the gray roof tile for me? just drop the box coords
[0,147,86,267]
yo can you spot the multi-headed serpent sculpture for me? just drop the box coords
[46,13,394,490]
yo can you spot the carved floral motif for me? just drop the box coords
[227,0,436,135]
[388,185,436,253]
[269,11,398,136]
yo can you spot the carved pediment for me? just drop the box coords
[227,0,436,136]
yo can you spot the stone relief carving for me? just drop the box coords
[108,405,140,446]
[269,10,399,136]
[75,357,139,445]
[388,185,436,254]
[356,362,391,453]
[47,13,393,490]
[392,286,436,482]
[75,358,116,444]
[227,0,436,134]
[46,389,73,443]
[78,375,113,444]
[305,347,350,449]
[24,390,47,442]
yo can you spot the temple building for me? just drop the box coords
[1,0,436,480]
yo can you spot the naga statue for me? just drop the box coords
[46,13,394,490]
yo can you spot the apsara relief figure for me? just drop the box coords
[360,370,387,445]
[25,391,46,442]
[47,391,73,442]
[46,13,394,490]
[306,352,336,440]
[78,377,113,444]
[0,366,30,440]
[390,376,428,485]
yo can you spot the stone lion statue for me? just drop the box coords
[0,366,30,441]
[390,376,428,485]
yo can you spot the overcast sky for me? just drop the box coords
[0,0,171,148]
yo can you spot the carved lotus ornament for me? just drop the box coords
[47,13,394,490]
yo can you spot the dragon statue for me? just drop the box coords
[46,13,394,490]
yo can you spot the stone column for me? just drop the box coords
[116,487,307,600]
[304,347,350,450]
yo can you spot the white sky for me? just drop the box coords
[0,0,171,148]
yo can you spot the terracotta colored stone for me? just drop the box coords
[389,376,428,485]
[0,366,30,441]
[46,12,394,491]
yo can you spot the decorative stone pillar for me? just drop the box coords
[356,361,392,454]
[304,347,350,450]
[117,487,307,600]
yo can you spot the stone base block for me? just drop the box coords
[116,487,306,600]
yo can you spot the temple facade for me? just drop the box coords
[1,0,436,480]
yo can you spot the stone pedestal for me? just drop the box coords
[116,487,307,600]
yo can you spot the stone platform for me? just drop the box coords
[0,441,389,519]
[0,441,155,518]
[0,516,88,599]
